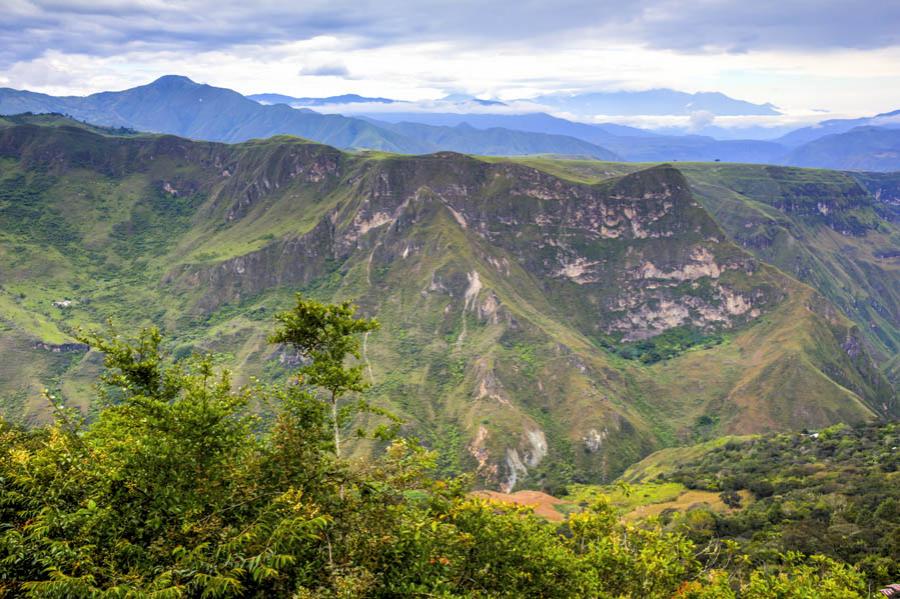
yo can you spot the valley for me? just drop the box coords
[3,3,899,595]
[0,116,895,492]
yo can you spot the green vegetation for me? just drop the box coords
[621,423,900,586]
[0,299,885,597]
[269,294,390,456]
[602,326,725,364]
[0,119,895,490]
[512,157,900,383]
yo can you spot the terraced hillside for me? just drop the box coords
[0,118,894,491]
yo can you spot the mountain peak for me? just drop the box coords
[149,75,199,88]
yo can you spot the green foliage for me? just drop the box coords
[1,302,886,597]
[0,121,894,487]
[568,498,702,597]
[657,424,900,587]
[604,325,724,364]
[269,293,391,456]
[741,553,866,599]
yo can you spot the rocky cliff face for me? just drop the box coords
[177,154,776,345]
[0,121,894,491]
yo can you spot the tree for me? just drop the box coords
[269,294,381,457]
[0,303,887,597]
[720,489,743,509]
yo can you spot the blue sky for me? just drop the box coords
[2,0,899,126]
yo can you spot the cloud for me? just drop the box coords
[689,110,716,130]
[299,61,351,77]
[2,0,900,70]
[2,1,899,119]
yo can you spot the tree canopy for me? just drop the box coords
[0,296,886,597]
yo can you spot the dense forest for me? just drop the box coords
[0,295,894,597]
[656,424,899,586]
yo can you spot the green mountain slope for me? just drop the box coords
[375,121,620,159]
[0,120,894,491]
[679,164,900,377]
[786,126,900,171]
[506,158,900,386]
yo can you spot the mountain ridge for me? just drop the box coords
[0,77,620,159]
[0,117,894,492]
[5,76,900,170]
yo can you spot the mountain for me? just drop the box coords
[682,164,900,379]
[505,157,900,385]
[248,88,777,117]
[372,121,620,159]
[0,76,621,159]
[12,77,900,170]
[244,88,900,168]
[777,109,900,147]
[0,117,894,492]
[531,89,780,117]
[439,93,506,107]
[0,75,420,151]
[359,112,786,163]
[773,109,900,170]
[360,111,656,141]
[786,126,900,171]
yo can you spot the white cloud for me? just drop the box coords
[1,3,899,122]
[689,110,716,130]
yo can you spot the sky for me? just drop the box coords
[2,0,900,129]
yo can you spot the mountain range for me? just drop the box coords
[250,88,778,117]
[528,89,780,116]
[2,76,900,170]
[0,114,896,491]
[0,76,615,159]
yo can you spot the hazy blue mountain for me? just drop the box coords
[611,136,786,163]
[649,123,800,141]
[375,121,621,159]
[786,126,900,171]
[777,110,900,147]
[0,77,622,158]
[358,111,654,142]
[0,76,421,152]
[531,89,780,116]
[360,113,786,163]
[8,76,900,169]
[439,93,507,106]
[0,74,783,165]
[255,87,780,117]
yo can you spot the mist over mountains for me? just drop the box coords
[2,75,900,171]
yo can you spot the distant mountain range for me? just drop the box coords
[1,75,899,170]
[786,126,900,171]
[776,109,900,147]
[251,88,778,117]
[249,92,508,109]
[529,89,780,117]
[0,76,615,159]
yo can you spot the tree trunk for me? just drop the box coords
[331,391,340,458]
